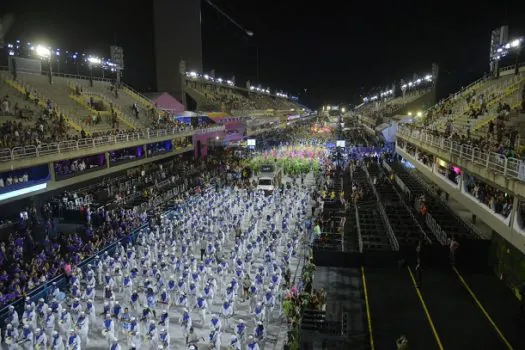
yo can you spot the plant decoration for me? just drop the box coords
[242,145,326,175]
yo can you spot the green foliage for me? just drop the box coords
[242,156,319,175]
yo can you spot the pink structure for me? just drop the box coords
[144,92,185,114]
[193,128,226,158]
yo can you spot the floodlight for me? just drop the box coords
[87,56,102,65]
[36,45,51,58]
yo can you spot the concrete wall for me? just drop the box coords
[154,0,203,100]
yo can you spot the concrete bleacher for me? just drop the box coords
[0,78,42,119]
[1,71,184,135]
[184,78,302,114]
[72,79,155,129]
[2,71,89,133]
[357,89,431,129]
[427,73,525,134]
[455,74,524,135]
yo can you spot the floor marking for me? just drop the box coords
[453,266,513,350]
[407,266,444,350]
[361,266,375,350]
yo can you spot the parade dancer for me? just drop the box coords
[263,289,275,323]
[180,309,192,344]
[235,319,246,349]
[254,321,265,342]
[4,324,17,350]
[85,300,96,330]
[127,317,141,349]
[210,314,221,332]
[253,302,266,322]
[209,329,221,350]
[76,312,89,349]
[102,314,115,348]
[19,324,34,350]
[58,310,72,340]
[221,300,233,330]
[70,299,82,323]
[158,328,170,349]
[82,286,95,301]
[158,310,169,329]
[145,320,158,349]
[36,298,48,323]
[109,338,121,350]
[203,282,214,302]
[35,328,47,349]
[249,284,258,313]
[159,288,171,308]
[50,331,64,350]
[66,329,81,350]
[120,307,131,337]
[6,306,19,329]
[247,335,260,350]
[104,286,115,309]
[177,291,188,309]
[229,335,241,350]
[195,294,208,324]
[44,308,55,339]
[129,290,141,313]
[22,304,37,330]
[112,301,122,319]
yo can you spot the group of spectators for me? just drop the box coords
[54,155,102,178]
[190,81,302,112]
[464,174,513,218]
[0,148,247,307]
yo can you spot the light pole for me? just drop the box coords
[245,30,259,81]
[511,39,522,75]
[36,45,52,84]
[87,56,102,87]
[206,0,258,80]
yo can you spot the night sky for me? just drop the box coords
[1,0,525,107]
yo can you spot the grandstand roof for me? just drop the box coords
[144,92,185,113]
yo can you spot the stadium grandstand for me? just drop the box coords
[183,71,305,116]
[1,2,525,349]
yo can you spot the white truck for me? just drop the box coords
[257,164,282,194]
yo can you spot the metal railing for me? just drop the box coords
[397,125,524,182]
[0,126,224,163]
[354,204,363,253]
[363,165,399,251]
[425,212,448,245]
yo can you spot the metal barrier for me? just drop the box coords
[425,213,448,245]
[0,126,224,164]
[398,126,524,182]
[363,165,399,251]
[355,204,363,253]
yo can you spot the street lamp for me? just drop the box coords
[87,56,101,87]
[206,0,259,81]
[36,45,52,84]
